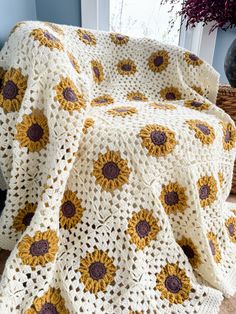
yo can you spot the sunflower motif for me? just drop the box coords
[225,217,236,243]
[44,22,64,36]
[127,92,148,102]
[148,50,169,73]
[15,109,49,152]
[184,52,203,67]
[218,172,224,188]
[186,120,215,145]
[10,22,24,35]
[231,209,236,216]
[191,85,204,96]
[91,60,104,84]
[106,106,137,117]
[197,176,217,207]
[155,263,191,304]
[160,86,182,101]
[92,150,131,192]
[77,249,116,294]
[24,287,69,314]
[54,77,86,112]
[31,28,64,50]
[177,237,202,268]
[67,52,80,74]
[221,122,236,151]
[0,68,28,113]
[110,33,129,45]
[91,94,114,107]
[117,59,137,76]
[77,29,96,45]
[12,202,37,232]
[160,182,188,214]
[60,190,84,230]
[150,102,176,110]
[139,124,177,158]
[82,118,94,134]
[207,232,221,263]
[184,100,210,111]
[17,229,58,267]
[0,67,6,90]
[127,208,160,250]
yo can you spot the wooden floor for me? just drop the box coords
[0,198,236,313]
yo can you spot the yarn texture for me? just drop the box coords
[0,21,236,314]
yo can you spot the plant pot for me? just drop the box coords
[224,38,236,87]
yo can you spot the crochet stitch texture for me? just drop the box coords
[0,21,236,314]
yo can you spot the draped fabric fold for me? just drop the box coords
[0,21,236,313]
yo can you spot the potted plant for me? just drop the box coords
[161,0,236,86]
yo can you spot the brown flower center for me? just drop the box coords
[225,130,231,143]
[151,130,167,146]
[116,34,125,41]
[96,98,108,104]
[83,33,92,41]
[89,262,106,280]
[44,31,58,41]
[38,302,58,314]
[22,212,34,227]
[165,275,182,293]
[199,184,210,200]
[154,56,163,67]
[166,92,176,100]
[182,244,195,259]
[121,64,132,72]
[228,223,235,235]
[3,80,19,99]
[93,67,100,79]
[135,220,151,238]
[196,124,210,135]
[27,123,44,142]
[63,87,77,102]
[102,161,120,180]
[165,191,179,206]
[114,108,129,113]
[61,201,76,218]
[191,101,202,108]
[30,239,49,256]
[189,54,199,61]
[209,240,215,256]
[132,96,142,101]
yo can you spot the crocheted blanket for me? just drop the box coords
[0,21,236,314]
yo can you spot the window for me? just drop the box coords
[109,0,182,46]
[81,0,217,65]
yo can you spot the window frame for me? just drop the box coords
[81,0,217,65]
[81,0,110,31]
[179,20,217,65]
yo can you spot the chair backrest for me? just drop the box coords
[2,21,219,105]
[63,26,219,105]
